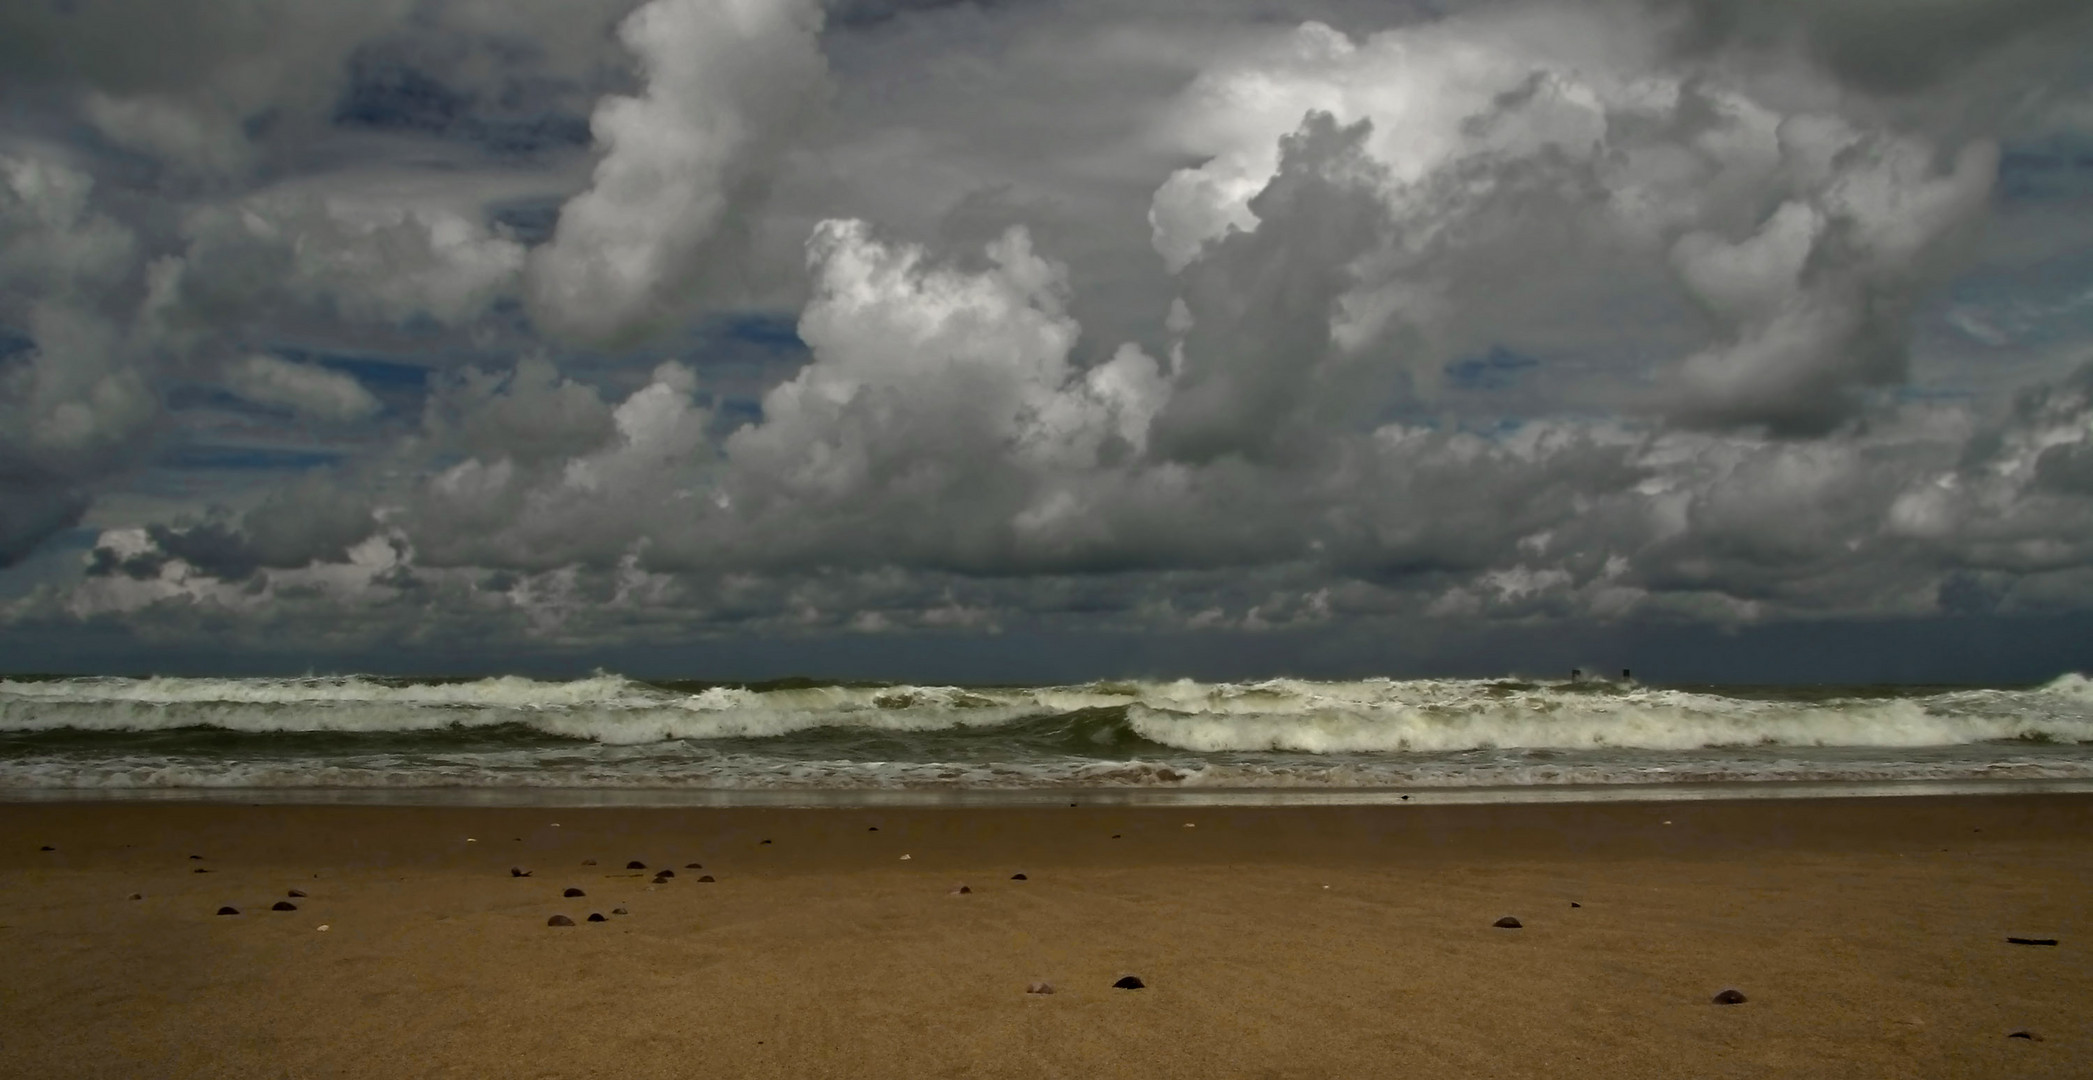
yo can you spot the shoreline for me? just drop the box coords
[3,775,2093,808]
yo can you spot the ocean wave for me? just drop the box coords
[3,751,2090,791]
[1,673,2088,753]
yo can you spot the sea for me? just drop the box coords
[1,673,2091,806]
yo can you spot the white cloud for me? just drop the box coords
[526,0,831,341]
[1147,13,2003,435]
[225,355,382,423]
[164,187,526,334]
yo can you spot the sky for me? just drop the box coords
[2,0,2092,683]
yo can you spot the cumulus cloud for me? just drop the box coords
[714,219,1165,565]
[6,0,2093,673]
[1147,12,2002,436]
[526,0,831,341]
[1,0,419,180]
[224,355,383,424]
[159,186,527,339]
[0,153,156,565]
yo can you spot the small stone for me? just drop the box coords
[188,854,202,860]
[216,906,239,916]
[652,874,671,884]
[867,826,879,832]
[1011,873,1028,881]
[899,854,911,861]
[272,901,297,912]
[655,869,674,879]
[1570,902,1581,908]
[38,845,54,852]
[2008,1030,2042,1041]
[129,893,143,900]
[581,859,596,866]
[697,875,716,883]
[626,860,647,870]
[1026,982,1054,995]
[193,868,210,874]
[1400,795,1410,801]
[1712,989,1747,1005]
[587,913,607,922]
[2007,937,2059,946]
[685,863,702,869]
[1111,834,1121,839]
[316,925,329,932]
[1183,822,1195,828]
[1493,916,1522,929]
[547,915,574,927]
[288,889,307,898]
[510,867,532,878]
[612,906,629,915]
[760,839,772,845]
[950,885,971,895]
[1113,976,1145,990]
[563,887,586,897]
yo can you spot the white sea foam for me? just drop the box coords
[3,749,2091,792]
[1,673,2089,751]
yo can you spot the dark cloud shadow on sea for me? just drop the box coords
[6,612,2089,687]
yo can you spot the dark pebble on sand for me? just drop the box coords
[564,887,586,897]
[193,868,210,874]
[612,906,628,915]
[2008,1030,2042,1041]
[582,859,596,866]
[951,885,971,895]
[587,913,607,922]
[1113,976,1145,990]
[697,875,715,883]
[547,915,574,927]
[511,867,532,878]
[868,826,878,832]
[655,869,674,879]
[1570,902,1581,908]
[1712,989,1747,1005]
[189,854,202,860]
[627,861,647,870]
[272,901,297,912]
[216,906,239,916]
[129,893,143,900]
[760,839,772,845]
[1011,873,1028,881]
[288,889,307,897]
[685,863,702,869]
[2007,937,2059,946]
[39,845,54,852]
[1493,916,1523,929]
[1111,834,1121,839]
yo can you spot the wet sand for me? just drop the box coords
[1,795,2087,1078]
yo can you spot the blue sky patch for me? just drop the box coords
[1444,346,1542,391]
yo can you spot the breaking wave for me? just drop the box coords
[3,673,2089,752]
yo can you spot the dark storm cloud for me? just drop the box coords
[1659,0,2093,97]
[3,0,2093,679]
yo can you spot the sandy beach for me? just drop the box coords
[1,795,2087,1078]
